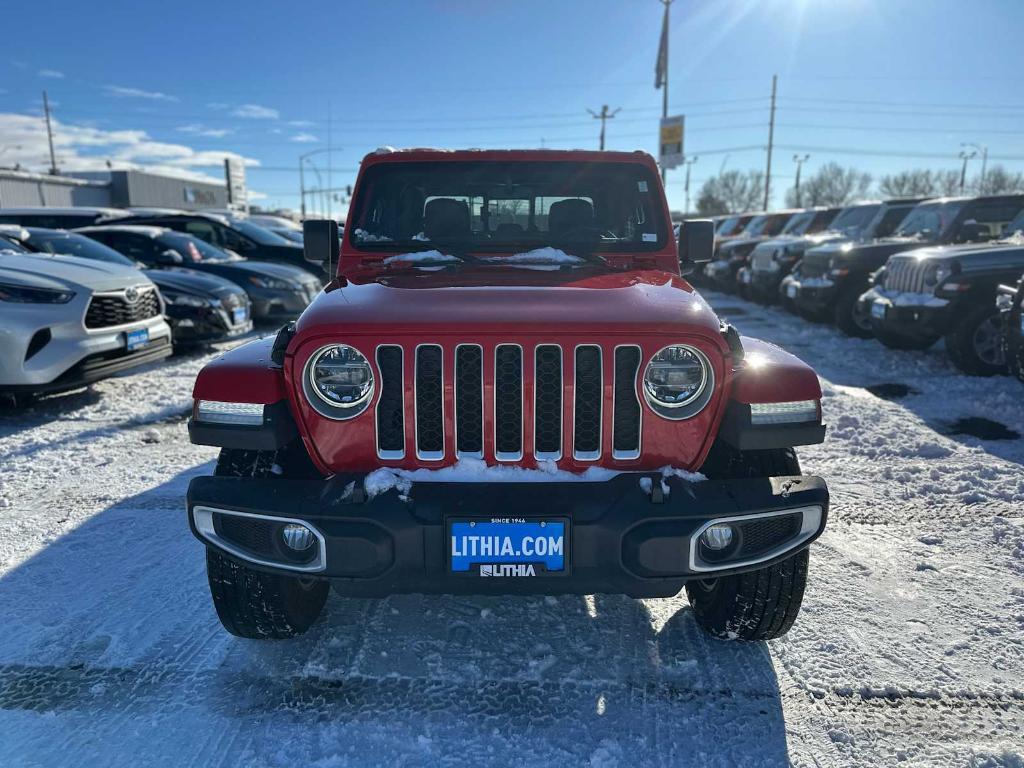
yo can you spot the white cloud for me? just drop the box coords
[0,111,259,186]
[38,69,64,79]
[232,103,279,119]
[104,85,179,102]
[290,132,318,143]
[287,120,315,127]
[176,124,232,138]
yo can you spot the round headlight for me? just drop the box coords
[643,345,713,419]
[304,344,374,418]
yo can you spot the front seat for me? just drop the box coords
[423,198,471,240]
[548,199,594,236]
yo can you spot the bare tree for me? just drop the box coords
[935,169,961,196]
[878,168,963,198]
[784,162,872,207]
[695,170,765,215]
[971,165,1024,195]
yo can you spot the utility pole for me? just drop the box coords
[655,0,672,184]
[42,91,58,175]
[327,100,333,220]
[683,156,698,214]
[962,142,987,192]
[299,157,306,219]
[587,105,620,151]
[792,154,810,207]
[763,74,777,211]
[958,149,977,194]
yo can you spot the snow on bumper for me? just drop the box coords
[186,470,829,597]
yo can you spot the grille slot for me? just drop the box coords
[84,289,160,329]
[736,513,801,559]
[375,345,405,458]
[612,346,642,459]
[415,345,444,460]
[534,345,563,460]
[494,344,523,460]
[885,257,931,294]
[455,344,483,458]
[573,345,603,460]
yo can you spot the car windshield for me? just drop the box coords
[26,231,136,266]
[780,211,816,235]
[893,201,965,239]
[716,216,743,236]
[159,232,234,262]
[1004,210,1024,236]
[825,204,881,236]
[226,218,292,246]
[742,215,770,237]
[349,160,668,255]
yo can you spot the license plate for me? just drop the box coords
[871,301,887,320]
[125,328,149,351]
[450,519,566,576]
[786,283,798,299]
[232,307,248,325]
[740,270,752,284]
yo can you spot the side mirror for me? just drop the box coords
[303,219,339,265]
[956,222,990,244]
[157,249,184,265]
[679,219,715,268]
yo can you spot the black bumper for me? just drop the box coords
[858,288,950,339]
[168,307,253,344]
[792,277,840,313]
[187,471,829,598]
[749,269,788,300]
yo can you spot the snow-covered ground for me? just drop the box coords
[1,295,1023,767]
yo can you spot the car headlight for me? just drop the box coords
[642,345,714,419]
[248,275,293,290]
[303,344,374,419]
[0,281,75,304]
[165,292,209,307]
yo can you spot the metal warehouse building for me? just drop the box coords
[0,168,228,210]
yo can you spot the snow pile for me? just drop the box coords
[875,288,949,308]
[353,228,394,242]
[383,250,460,266]
[639,466,706,496]
[486,248,584,265]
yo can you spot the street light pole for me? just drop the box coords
[958,149,977,195]
[792,154,810,207]
[683,156,698,214]
[962,142,987,192]
[587,105,620,151]
[298,147,344,219]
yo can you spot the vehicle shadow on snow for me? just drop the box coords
[0,467,794,767]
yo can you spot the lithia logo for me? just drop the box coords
[479,564,536,577]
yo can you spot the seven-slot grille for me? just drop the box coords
[884,256,933,294]
[374,343,645,463]
[84,287,160,329]
[750,246,778,272]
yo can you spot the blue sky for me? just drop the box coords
[3,0,1024,213]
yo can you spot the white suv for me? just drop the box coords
[0,238,172,401]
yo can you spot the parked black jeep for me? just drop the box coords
[788,195,1024,337]
[767,198,923,307]
[997,272,1024,383]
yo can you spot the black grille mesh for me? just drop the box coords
[737,514,801,558]
[613,347,642,455]
[376,346,404,455]
[215,515,275,557]
[456,345,483,455]
[494,345,523,456]
[416,345,444,456]
[84,290,160,329]
[534,345,562,456]
[573,346,602,456]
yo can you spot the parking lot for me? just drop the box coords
[0,289,1021,767]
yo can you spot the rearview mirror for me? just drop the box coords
[303,219,339,265]
[956,222,990,244]
[157,249,184,265]
[679,219,715,268]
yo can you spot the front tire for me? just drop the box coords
[688,446,811,641]
[834,286,874,338]
[205,447,328,639]
[945,303,1007,376]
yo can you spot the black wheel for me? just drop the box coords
[874,327,939,351]
[687,446,811,641]
[205,447,328,639]
[945,303,1007,376]
[834,286,874,338]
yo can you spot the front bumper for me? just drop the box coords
[749,266,791,300]
[250,287,316,321]
[704,259,742,291]
[858,287,950,339]
[167,305,253,344]
[788,274,840,313]
[187,471,829,598]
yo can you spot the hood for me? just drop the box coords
[144,267,244,296]
[887,242,1024,274]
[197,259,312,283]
[805,237,936,271]
[295,268,723,340]
[0,251,154,293]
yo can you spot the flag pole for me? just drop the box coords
[659,0,672,184]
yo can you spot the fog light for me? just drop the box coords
[701,523,734,551]
[282,524,315,551]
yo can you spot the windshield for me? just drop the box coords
[159,232,233,262]
[893,201,965,239]
[1004,210,1024,236]
[742,215,770,237]
[827,204,881,236]
[227,218,292,246]
[349,160,668,254]
[716,216,743,236]
[781,211,816,235]
[26,231,136,266]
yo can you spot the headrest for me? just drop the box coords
[548,199,594,234]
[424,198,471,240]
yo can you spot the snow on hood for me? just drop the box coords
[383,247,584,267]
[383,250,459,266]
[354,458,704,501]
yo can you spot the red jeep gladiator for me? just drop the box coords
[186,149,828,641]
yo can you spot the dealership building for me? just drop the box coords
[0,165,241,211]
